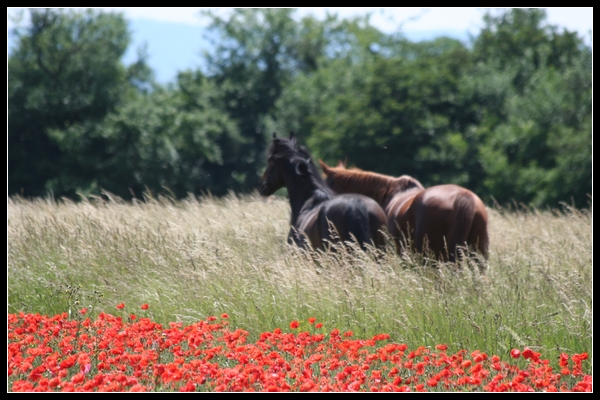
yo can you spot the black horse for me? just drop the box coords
[258,133,388,252]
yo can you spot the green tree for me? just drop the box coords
[8,8,149,198]
[274,8,591,208]
[470,8,592,207]
[202,8,349,191]
[276,36,474,187]
[50,70,242,199]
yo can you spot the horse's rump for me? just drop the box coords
[318,194,387,251]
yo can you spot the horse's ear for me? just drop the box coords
[289,131,298,147]
[336,160,346,169]
[319,160,332,175]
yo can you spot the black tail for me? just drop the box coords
[344,204,371,251]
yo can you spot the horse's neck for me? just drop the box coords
[286,178,329,226]
[338,173,397,206]
[335,172,424,209]
[286,186,309,226]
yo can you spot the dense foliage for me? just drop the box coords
[8,8,592,207]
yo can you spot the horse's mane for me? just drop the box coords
[395,174,424,192]
[269,137,335,200]
[268,137,306,161]
[322,163,424,204]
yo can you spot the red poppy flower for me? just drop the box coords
[116,303,125,309]
[522,347,534,360]
[221,313,229,319]
[559,353,569,366]
[140,304,148,310]
[470,363,483,374]
[510,349,521,359]
[290,320,300,329]
[308,317,316,324]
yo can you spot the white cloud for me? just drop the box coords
[101,7,206,25]
[295,7,486,33]
[9,7,593,38]
[105,7,593,33]
[545,7,593,36]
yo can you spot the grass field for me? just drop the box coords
[7,192,592,374]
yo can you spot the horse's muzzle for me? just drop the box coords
[258,181,268,196]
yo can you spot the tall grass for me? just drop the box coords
[7,193,592,372]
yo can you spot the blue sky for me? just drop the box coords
[8,8,593,84]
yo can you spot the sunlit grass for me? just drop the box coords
[8,193,592,374]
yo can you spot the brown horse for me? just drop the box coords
[319,161,489,263]
[258,133,388,253]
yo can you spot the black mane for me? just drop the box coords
[268,137,311,161]
[268,137,334,200]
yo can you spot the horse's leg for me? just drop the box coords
[370,223,387,255]
[415,228,443,263]
[295,208,323,251]
[411,203,439,261]
[368,205,388,253]
[412,206,451,263]
[392,198,418,257]
[288,227,308,249]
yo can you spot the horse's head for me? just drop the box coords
[259,132,315,196]
[259,137,287,196]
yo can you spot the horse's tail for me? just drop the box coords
[446,192,476,262]
[344,205,372,252]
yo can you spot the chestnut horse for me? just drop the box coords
[319,161,489,263]
[259,133,388,252]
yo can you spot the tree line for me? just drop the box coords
[8,8,592,208]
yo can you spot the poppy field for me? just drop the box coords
[8,308,591,391]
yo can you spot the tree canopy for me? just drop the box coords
[8,8,592,208]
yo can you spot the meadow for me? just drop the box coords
[7,193,592,390]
